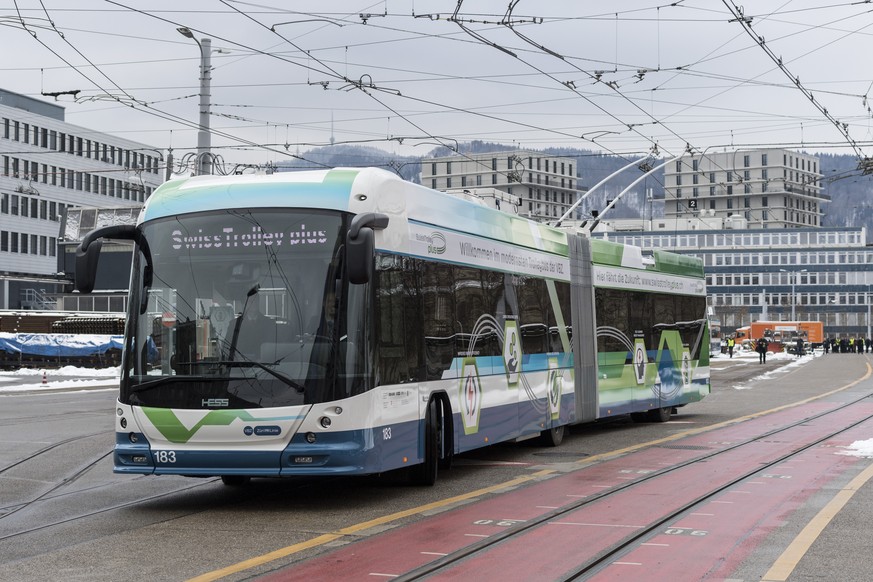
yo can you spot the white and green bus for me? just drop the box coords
[75,167,710,485]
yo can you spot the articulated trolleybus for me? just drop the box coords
[75,168,710,486]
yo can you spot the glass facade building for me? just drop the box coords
[596,226,872,340]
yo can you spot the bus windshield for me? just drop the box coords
[122,208,371,409]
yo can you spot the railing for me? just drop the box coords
[21,288,57,311]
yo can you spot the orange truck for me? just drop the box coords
[734,321,824,349]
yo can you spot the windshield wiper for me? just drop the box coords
[129,375,213,395]
[212,360,305,393]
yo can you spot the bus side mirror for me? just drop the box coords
[346,212,389,285]
[75,238,104,294]
[75,224,140,294]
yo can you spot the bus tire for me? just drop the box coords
[410,399,440,486]
[538,424,565,447]
[648,407,672,423]
[220,475,250,486]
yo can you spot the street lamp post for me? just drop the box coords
[177,27,212,175]
[864,283,873,338]
[779,268,807,321]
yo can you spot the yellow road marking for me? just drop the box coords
[187,471,553,582]
[761,461,873,581]
[189,362,872,581]
[569,362,871,467]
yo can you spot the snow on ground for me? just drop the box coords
[0,331,123,393]
[6,344,868,458]
[0,346,822,394]
[713,347,873,461]
[711,346,820,391]
[0,365,120,393]
[838,438,873,458]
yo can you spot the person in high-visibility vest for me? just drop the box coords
[727,336,735,358]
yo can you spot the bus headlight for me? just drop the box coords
[305,432,317,443]
[319,416,332,429]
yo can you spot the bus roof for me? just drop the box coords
[142,167,702,278]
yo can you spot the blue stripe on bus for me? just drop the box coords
[113,422,422,477]
[113,378,704,477]
[435,354,573,379]
[454,393,577,453]
[114,432,154,474]
[281,423,410,476]
[154,450,281,476]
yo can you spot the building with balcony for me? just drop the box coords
[420,150,580,222]
[664,149,824,229]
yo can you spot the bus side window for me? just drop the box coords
[375,256,411,385]
[518,276,548,355]
[421,260,455,381]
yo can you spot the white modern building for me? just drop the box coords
[663,149,824,229]
[0,89,164,309]
[594,221,872,340]
[420,150,581,221]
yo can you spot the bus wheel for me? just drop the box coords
[220,475,250,486]
[648,407,672,423]
[538,424,565,447]
[410,399,440,486]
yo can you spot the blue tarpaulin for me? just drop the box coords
[0,333,124,357]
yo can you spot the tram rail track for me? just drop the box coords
[0,430,109,477]
[560,402,873,580]
[0,446,115,521]
[1,358,867,581]
[0,427,230,541]
[0,430,337,544]
[0,478,220,542]
[376,386,873,581]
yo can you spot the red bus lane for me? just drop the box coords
[587,422,873,582]
[260,400,873,581]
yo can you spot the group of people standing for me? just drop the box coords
[724,335,801,364]
[724,335,771,363]
[723,335,768,362]
[722,333,871,363]
[823,337,870,354]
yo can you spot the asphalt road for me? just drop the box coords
[0,350,870,581]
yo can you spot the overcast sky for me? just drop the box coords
[2,1,872,172]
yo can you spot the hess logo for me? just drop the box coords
[202,398,230,407]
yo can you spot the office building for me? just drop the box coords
[0,89,164,309]
[595,221,872,339]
